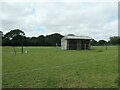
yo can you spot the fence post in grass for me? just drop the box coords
[105,44,108,50]
[21,44,23,54]
[13,46,16,55]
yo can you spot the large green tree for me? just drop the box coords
[11,35,27,46]
[91,39,98,46]
[108,36,120,45]
[0,31,3,45]
[98,40,107,46]
[45,33,63,46]
[36,35,45,46]
[4,29,25,46]
[4,29,25,40]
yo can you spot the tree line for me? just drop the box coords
[0,29,120,46]
[1,29,63,46]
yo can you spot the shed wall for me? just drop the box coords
[61,39,67,50]
[61,37,92,50]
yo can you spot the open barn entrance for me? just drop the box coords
[67,39,90,50]
[68,40,77,50]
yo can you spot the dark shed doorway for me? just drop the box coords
[67,39,77,50]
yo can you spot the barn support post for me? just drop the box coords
[79,40,81,50]
[86,44,88,50]
[89,43,91,49]
[77,41,78,50]
[77,40,80,50]
[88,42,91,50]
[84,44,86,50]
[80,44,81,50]
[67,40,69,50]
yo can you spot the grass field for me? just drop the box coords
[2,46,118,88]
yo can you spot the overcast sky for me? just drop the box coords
[0,0,118,41]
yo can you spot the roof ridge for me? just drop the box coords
[62,35,92,40]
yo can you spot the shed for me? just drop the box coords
[61,34,92,50]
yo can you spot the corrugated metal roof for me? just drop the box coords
[62,35,92,40]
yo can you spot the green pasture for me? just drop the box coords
[2,46,118,88]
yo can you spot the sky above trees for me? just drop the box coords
[0,0,118,41]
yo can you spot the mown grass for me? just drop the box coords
[2,46,118,88]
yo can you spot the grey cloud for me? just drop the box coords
[1,1,118,41]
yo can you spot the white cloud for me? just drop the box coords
[0,1,118,41]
